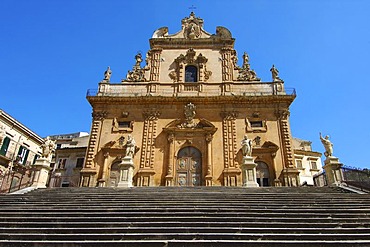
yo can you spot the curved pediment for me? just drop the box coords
[163,118,217,133]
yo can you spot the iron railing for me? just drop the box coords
[0,165,36,194]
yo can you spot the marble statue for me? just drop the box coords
[41,136,56,160]
[241,134,253,157]
[270,65,282,82]
[104,66,112,81]
[320,132,333,157]
[125,135,136,158]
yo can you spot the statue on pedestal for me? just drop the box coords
[320,132,333,157]
[103,66,112,82]
[41,136,56,161]
[270,64,283,82]
[125,135,136,158]
[241,134,253,157]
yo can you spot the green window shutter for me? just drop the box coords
[33,154,39,164]
[23,149,30,165]
[0,137,11,156]
[17,146,24,156]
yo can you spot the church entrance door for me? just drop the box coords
[176,146,202,186]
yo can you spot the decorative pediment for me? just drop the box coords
[169,49,212,82]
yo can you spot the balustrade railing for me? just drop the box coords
[87,82,296,98]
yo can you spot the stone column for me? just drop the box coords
[165,133,174,186]
[241,156,259,187]
[205,133,213,186]
[117,156,135,188]
[32,158,51,188]
[271,152,282,187]
[323,156,344,186]
[98,152,109,187]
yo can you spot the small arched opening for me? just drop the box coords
[185,65,198,82]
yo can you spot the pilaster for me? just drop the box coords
[221,111,240,186]
[137,109,160,186]
[276,109,299,186]
[80,110,106,187]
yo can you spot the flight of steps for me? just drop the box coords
[0,186,369,246]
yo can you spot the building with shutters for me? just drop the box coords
[81,12,300,187]
[0,109,44,173]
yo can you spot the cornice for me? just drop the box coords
[87,94,295,107]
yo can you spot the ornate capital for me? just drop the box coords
[220,111,239,120]
[205,133,213,143]
[143,109,161,120]
[275,109,290,120]
[92,111,108,120]
[167,133,175,143]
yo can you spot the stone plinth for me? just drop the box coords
[241,156,259,187]
[117,156,135,188]
[323,156,344,186]
[32,158,51,188]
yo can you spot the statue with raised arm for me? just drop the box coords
[320,132,333,157]
[125,135,136,158]
[241,134,253,157]
[41,136,56,161]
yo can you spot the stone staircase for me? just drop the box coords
[0,186,369,246]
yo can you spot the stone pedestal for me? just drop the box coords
[241,156,259,187]
[323,156,344,186]
[281,168,300,187]
[32,158,51,188]
[117,156,135,188]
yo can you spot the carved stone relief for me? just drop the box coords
[169,48,212,82]
[123,52,149,82]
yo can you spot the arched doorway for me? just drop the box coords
[256,161,270,187]
[176,146,202,186]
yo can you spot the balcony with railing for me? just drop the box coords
[87,81,296,98]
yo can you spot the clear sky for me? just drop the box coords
[1,0,369,168]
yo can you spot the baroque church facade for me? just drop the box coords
[81,13,299,187]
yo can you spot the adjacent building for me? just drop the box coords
[81,13,300,187]
[292,138,323,185]
[0,109,43,173]
[48,132,89,187]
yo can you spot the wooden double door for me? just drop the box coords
[176,146,202,186]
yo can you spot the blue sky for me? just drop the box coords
[1,0,370,168]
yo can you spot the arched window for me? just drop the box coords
[185,65,198,82]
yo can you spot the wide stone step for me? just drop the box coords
[2,232,370,241]
[1,218,369,229]
[1,226,370,234]
[1,239,370,247]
